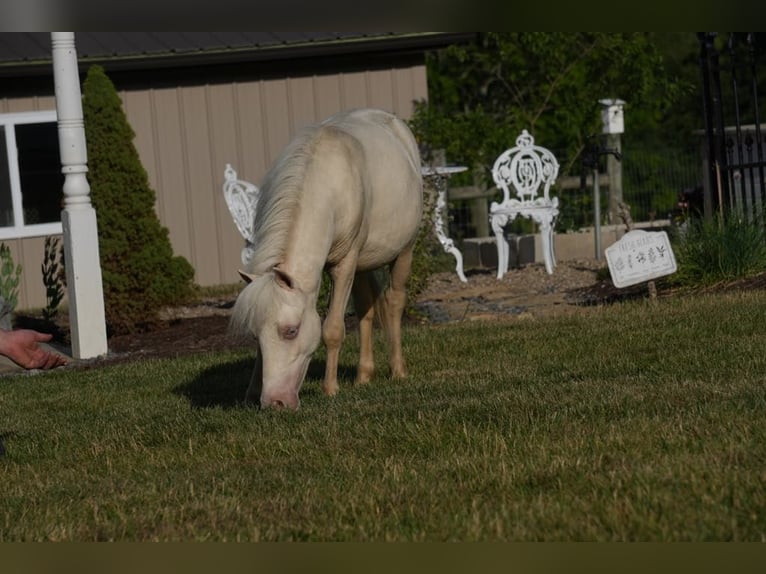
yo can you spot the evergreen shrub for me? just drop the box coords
[82,65,195,334]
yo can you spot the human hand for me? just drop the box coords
[0,329,68,370]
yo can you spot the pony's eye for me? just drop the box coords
[281,325,299,340]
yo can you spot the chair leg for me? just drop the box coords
[495,230,508,279]
[549,226,557,270]
[541,224,553,275]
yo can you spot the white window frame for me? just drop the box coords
[0,110,63,240]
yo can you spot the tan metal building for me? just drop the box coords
[0,32,473,310]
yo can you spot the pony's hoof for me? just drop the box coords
[355,370,374,385]
[323,383,339,396]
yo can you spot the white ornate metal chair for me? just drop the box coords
[421,165,468,283]
[222,164,260,265]
[489,130,560,279]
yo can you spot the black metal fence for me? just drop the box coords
[699,32,766,221]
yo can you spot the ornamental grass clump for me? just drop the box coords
[672,213,766,286]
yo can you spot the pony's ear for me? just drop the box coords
[238,269,258,284]
[273,266,295,291]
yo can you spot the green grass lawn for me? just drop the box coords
[1,291,766,541]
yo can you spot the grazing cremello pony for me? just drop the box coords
[230,109,423,409]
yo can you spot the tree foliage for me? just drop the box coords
[410,33,692,183]
[82,65,195,334]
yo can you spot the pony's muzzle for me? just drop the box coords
[260,392,300,410]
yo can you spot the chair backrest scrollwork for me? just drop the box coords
[492,130,559,205]
[223,163,260,265]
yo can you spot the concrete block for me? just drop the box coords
[460,222,669,271]
[462,236,498,269]
[516,234,536,265]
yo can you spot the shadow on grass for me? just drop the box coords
[0,432,14,457]
[173,356,357,409]
[172,356,252,409]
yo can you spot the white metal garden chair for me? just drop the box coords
[489,130,560,279]
[222,164,260,265]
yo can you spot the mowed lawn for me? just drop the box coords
[1,291,765,541]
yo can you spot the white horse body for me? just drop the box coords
[231,109,423,409]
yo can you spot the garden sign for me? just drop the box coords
[605,229,677,288]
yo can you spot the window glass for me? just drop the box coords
[0,127,12,227]
[16,122,63,225]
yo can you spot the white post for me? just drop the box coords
[593,167,602,260]
[599,98,626,225]
[51,32,108,359]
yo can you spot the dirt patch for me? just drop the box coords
[412,259,612,323]
[105,260,635,363]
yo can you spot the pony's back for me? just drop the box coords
[246,109,423,275]
[320,109,423,270]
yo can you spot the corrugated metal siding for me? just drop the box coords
[2,236,48,312]
[2,63,427,309]
[0,94,56,113]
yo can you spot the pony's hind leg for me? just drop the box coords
[322,253,358,396]
[352,271,377,384]
[381,245,413,379]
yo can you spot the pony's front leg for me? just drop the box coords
[322,255,358,396]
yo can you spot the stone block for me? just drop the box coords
[461,237,497,269]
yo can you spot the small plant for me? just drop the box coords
[41,236,66,321]
[0,242,22,329]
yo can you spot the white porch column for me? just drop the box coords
[51,32,108,359]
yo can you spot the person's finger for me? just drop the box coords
[45,352,63,369]
[41,353,57,369]
[33,332,53,343]
[43,352,67,369]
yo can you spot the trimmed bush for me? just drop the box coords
[82,65,195,334]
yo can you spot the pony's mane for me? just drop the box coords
[246,126,319,275]
[229,274,287,338]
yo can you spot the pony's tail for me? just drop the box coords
[370,270,388,333]
[372,269,403,336]
[352,269,390,333]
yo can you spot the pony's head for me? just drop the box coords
[230,267,322,409]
